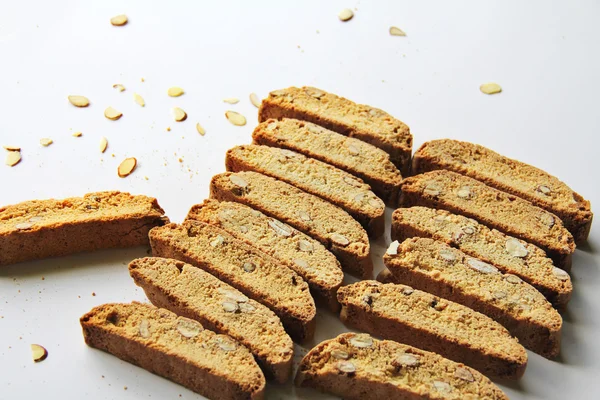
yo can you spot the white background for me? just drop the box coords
[1,1,599,399]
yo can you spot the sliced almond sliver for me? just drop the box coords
[389,26,406,36]
[338,8,354,21]
[173,107,187,122]
[480,83,502,95]
[6,151,21,167]
[167,87,184,97]
[118,157,137,177]
[134,93,145,107]
[40,138,53,147]
[3,145,21,151]
[196,123,206,136]
[72,132,83,137]
[68,95,90,107]
[223,98,239,104]
[104,106,123,120]
[99,137,108,153]
[110,14,128,26]
[249,93,261,108]
[113,84,126,92]
[31,344,48,362]
[225,111,246,126]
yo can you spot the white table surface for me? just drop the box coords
[1,1,599,399]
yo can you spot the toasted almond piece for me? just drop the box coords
[68,95,90,107]
[249,93,261,108]
[113,84,126,92]
[31,344,48,362]
[389,26,406,36]
[40,138,53,147]
[225,111,246,126]
[223,98,240,104]
[480,83,502,95]
[4,145,21,151]
[118,157,137,177]
[6,151,21,167]
[110,14,128,26]
[104,106,123,120]
[173,107,187,122]
[134,93,145,107]
[196,123,206,136]
[168,87,184,97]
[99,137,108,153]
[338,8,354,21]
[72,132,83,137]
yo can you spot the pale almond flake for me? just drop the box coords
[210,235,225,247]
[480,82,502,95]
[269,219,293,236]
[138,319,150,338]
[505,274,522,284]
[467,258,499,274]
[196,123,206,136]
[389,26,406,36]
[349,334,373,348]
[30,344,48,362]
[176,319,203,338]
[298,210,311,221]
[386,240,400,255]
[393,353,419,367]
[104,106,123,120]
[229,174,248,188]
[249,93,261,108]
[454,367,475,382]
[505,238,529,258]
[134,93,145,107]
[113,84,126,92]
[439,249,456,261]
[40,138,53,147]
[167,87,184,97]
[222,301,239,313]
[173,107,187,122]
[225,111,246,126]
[5,151,21,167]
[68,95,90,107]
[216,337,236,352]
[298,239,314,252]
[331,233,350,246]
[110,14,128,26]
[338,9,354,22]
[118,157,137,177]
[432,381,452,393]
[242,262,256,273]
[553,267,569,281]
[331,349,349,360]
[99,137,108,153]
[336,361,356,373]
[293,258,309,269]
[223,98,239,104]
[15,222,33,230]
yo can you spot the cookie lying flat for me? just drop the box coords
[80,302,265,400]
[0,191,168,266]
[337,281,527,380]
[412,139,593,244]
[252,118,403,206]
[295,332,508,400]
[129,257,294,383]
[383,237,562,358]
[258,86,413,176]
[149,221,316,343]
[226,145,385,238]
[209,171,373,279]
[399,170,575,271]
[392,206,572,308]
[186,200,344,312]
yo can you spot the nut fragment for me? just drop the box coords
[40,138,53,147]
[386,240,400,255]
[401,286,414,295]
[72,132,83,137]
[537,185,552,195]
[432,380,452,393]
[552,267,569,281]
[293,258,309,269]
[229,174,248,188]
[389,26,406,36]
[330,349,349,360]
[110,14,128,26]
[225,111,246,126]
[305,87,326,98]
[480,82,502,94]
[242,262,256,273]
[6,151,21,167]
[423,183,441,196]
[505,238,528,258]
[216,337,236,351]
[454,367,475,382]
[104,106,123,120]
[238,303,255,313]
[539,213,555,228]
[467,258,499,274]
[338,8,354,21]
[177,319,203,338]
[349,334,373,348]
[505,274,522,284]
[173,107,187,122]
[139,319,150,338]
[249,93,261,107]
[298,239,314,252]
[167,87,184,97]
[392,353,420,367]
[15,222,33,230]
[439,249,456,262]
[343,176,363,187]
[134,93,145,107]
[113,84,126,92]
[368,198,382,208]
[269,219,293,236]
[347,144,360,155]
[493,291,507,299]
[331,233,350,246]
[456,186,472,199]
[223,98,239,104]
[68,95,90,107]
[117,157,137,177]
[222,301,239,313]
[196,123,206,136]
[99,137,108,153]
[298,210,311,221]
[31,344,48,362]
[210,235,225,247]
[336,361,356,373]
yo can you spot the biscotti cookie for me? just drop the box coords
[226,145,385,238]
[384,237,562,358]
[412,139,593,243]
[149,221,316,342]
[129,257,294,383]
[186,199,344,312]
[258,86,413,175]
[392,206,572,307]
[80,302,265,400]
[295,332,508,400]
[210,171,373,279]
[337,281,527,380]
[252,118,403,206]
[399,170,575,270]
[0,191,168,266]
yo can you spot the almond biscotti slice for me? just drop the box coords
[226,145,385,238]
[412,139,593,244]
[399,170,575,270]
[295,332,508,400]
[209,171,373,279]
[337,281,527,380]
[186,199,344,312]
[148,220,316,342]
[80,302,265,400]
[258,86,413,176]
[0,191,168,266]
[129,257,293,383]
[383,237,562,358]
[392,206,572,307]
[252,118,403,206]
